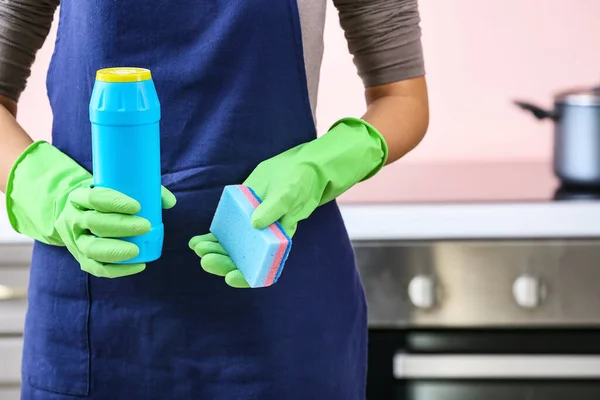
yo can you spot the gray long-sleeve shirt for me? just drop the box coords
[0,0,425,110]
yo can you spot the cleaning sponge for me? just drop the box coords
[210,185,292,288]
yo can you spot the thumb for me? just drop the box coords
[278,214,297,238]
[250,195,289,230]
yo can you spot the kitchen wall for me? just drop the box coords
[318,0,600,164]
[13,1,600,182]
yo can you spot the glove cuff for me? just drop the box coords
[5,141,91,244]
[5,141,46,233]
[328,117,389,181]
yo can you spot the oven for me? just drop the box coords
[0,243,30,399]
[354,239,600,399]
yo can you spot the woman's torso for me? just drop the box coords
[21,1,368,399]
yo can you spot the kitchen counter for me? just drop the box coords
[340,201,600,240]
[338,161,600,240]
[3,161,600,243]
[3,200,600,243]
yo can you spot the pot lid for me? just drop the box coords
[555,86,600,106]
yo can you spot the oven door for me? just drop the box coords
[368,329,600,400]
[353,240,600,400]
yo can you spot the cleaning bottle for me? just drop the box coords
[89,67,163,264]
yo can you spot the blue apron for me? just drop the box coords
[20,1,367,399]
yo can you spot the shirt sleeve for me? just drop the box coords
[0,0,59,101]
[332,0,425,87]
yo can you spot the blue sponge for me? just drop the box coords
[210,185,292,288]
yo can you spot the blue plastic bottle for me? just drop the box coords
[89,67,163,264]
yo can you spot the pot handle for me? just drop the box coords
[513,100,557,121]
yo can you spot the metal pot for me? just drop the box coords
[515,86,600,187]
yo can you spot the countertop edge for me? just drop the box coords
[2,202,600,244]
[340,202,600,240]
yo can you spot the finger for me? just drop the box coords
[277,214,297,238]
[191,240,227,258]
[85,212,151,238]
[188,233,218,250]
[102,263,146,278]
[77,235,140,263]
[250,191,292,230]
[225,270,251,288]
[71,187,141,214]
[81,259,146,278]
[161,186,177,209]
[265,190,316,238]
[200,253,236,276]
[288,195,319,224]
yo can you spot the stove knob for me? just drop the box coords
[512,275,544,309]
[408,275,436,309]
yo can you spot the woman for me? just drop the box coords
[0,0,428,398]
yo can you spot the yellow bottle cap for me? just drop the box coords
[95,67,152,83]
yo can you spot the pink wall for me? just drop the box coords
[17,19,55,143]
[17,1,600,169]
[317,0,600,165]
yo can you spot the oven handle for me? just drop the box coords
[394,354,600,379]
[0,285,27,301]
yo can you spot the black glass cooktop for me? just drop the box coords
[553,184,600,201]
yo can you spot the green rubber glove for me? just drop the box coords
[5,141,177,278]
[189,117,388,288]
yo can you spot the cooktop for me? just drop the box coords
[339,161,600,204]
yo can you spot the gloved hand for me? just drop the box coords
[189,117,388,288]
[5,141,176,278]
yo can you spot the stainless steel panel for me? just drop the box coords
[0,338,22,385]
[0,244,33,265]
[0,388,19,400]
[353,239,600,327]
[0,244,31,334]
[403,382,600,400]
[393,354,600,379]
[0,267,28,334]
